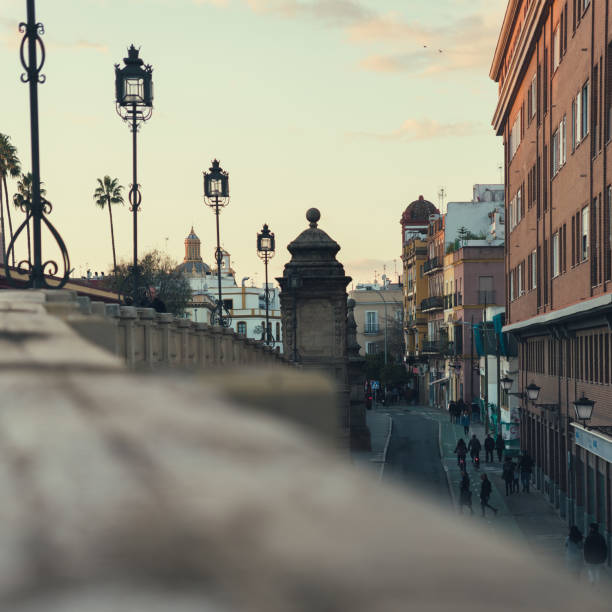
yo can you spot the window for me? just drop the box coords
[553,26,560,71]
[518,262,523,295]
[531,249,537,289]
[366,342,378,355]
[509,109,522,159]
[561,115,566,164]
[276,322,281,342]
[582,205,590,260]
[365,311,378,334]
[572,98,576,151]
[593,64,599,153]
[510,270,514,302]
[581,81,589,140]
[552,128,559,175]
[237,321,247,335]
[553,232,560,277]
[543,48,548,112]
[562,223,567,273]
[528,73,537,121]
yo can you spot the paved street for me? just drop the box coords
[383,411,451,508]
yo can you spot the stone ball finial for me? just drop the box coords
[306,208,321,228]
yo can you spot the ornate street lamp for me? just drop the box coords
[115,45,153,305]
[573,395,595,427]
[500,376,513,392]
[257,223,276,345]
[204,160,230,327]
[6,0,70,289]
[525,382,541,402]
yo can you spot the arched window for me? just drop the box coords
[237,321,247,335]
[276,322,281,342]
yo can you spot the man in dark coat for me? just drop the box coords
[484,434,495,463]
[495,434,505,462]
[459,471,473,515]
[468,434,481,465]
[502,457,515,496]
[584,523,608,584]
[479,473,498,517]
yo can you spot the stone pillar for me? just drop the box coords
[277,208,351,445]
[136,307,156,367]
[118,306,138,367]
[346,299,371,451]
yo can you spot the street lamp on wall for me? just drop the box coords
[500,376,513,392]
[573,395,595,427]
[204,160,231,327]
[257,223,276,345]
[115,45,153,305]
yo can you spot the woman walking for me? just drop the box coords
[479,473,498,517]
[565,525,583,579]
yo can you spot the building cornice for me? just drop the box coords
[491,0,547,135]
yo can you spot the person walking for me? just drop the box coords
[460,410,470,436]
[479,473,498,517]
[495,433,505,462]
[448,401,457,423]
[468,434,481,465]
[565,525,583,579]
[484,434,495,463]
[459,471,473,515]
[454,438,468,469]
[502,456,515,496]
[518,451,534,493]
[512,459,520,493]
[583,523,608,584]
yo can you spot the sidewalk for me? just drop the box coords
[351,408,392,479]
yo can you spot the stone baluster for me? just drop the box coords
[136,308,156,367]
[118,307,138,367]
[156,313,174,366]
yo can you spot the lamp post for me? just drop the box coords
[5,0,70,289]
[204,160,230,327]
[114,45,153,305]
[257,223,275,345]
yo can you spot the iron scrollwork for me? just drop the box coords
[6,1,70,289]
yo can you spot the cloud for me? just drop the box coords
[245,0,371,25]
[349,118,481,142]
[47,39,109,53]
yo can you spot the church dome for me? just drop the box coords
[400,195,439,226]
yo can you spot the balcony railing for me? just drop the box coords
[477,290,496,304]
[423,256,442,275]
[420,296,444,312]
[364,324,380,334]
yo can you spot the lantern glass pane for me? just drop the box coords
[261,237,272,250]
[124,77,144,103]
[574,400,594,421]
[209,178,223,196]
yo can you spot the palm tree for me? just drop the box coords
[13,173,46,263]
[93,176,124,273]
[0,134,21,266]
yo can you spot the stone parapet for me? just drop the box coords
[0,289,292,371]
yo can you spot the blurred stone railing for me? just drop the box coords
[7,289,291,370]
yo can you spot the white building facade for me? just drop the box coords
[178,228,283,351]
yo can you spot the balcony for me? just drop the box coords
[444,293,463,308]
[477,290,496,304]
[364,324,380,335]
[420,296,444,312]
[423,257,442,275]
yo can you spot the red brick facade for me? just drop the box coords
[492,0,612,539]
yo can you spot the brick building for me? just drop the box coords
[491,0,612,540]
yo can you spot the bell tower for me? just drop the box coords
[184,227,202,262]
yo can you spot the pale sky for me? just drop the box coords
[1,0,506,287]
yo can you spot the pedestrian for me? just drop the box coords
[454,438,468,469]
[512,460,520,493]
[495,433,505,462]
[448,401,457,423]
[460,410,470,436]
[468,434,481,465]
[583,523,608,584]
[484,434,495,463]
[459,471,473,515]
[565,525,583,579]
[502,456,515,496]
[479,473,498,517]
[518,451,534,493]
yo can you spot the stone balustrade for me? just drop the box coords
[6,289,291,370]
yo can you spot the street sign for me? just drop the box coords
[371,380,380,390]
